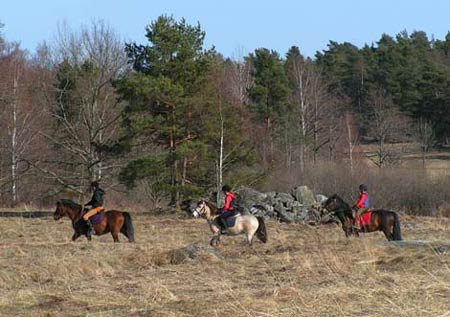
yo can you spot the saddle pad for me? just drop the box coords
[356,211,372,226]
[90,212,104,225]
[226,214,240,227]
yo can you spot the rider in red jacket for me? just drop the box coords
[353,184,369,229]
[218,185,238,234]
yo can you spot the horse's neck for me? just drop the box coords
[206,203,218,215]
[340,202,351,213]
[67,205,83,222]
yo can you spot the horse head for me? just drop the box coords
[54,199,82,221]
[322,194,355,235]
[322,194,342,213]
[193,200,209,218]
[54,200,66,220]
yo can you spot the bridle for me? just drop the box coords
[193,201,208,218]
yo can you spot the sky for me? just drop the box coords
[1,0,450,58]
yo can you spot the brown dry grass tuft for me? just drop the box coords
[0,213,449,317]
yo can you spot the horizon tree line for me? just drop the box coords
[0,17,449,208]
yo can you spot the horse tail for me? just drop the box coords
[255,216,268,243]
[121,212,135,242]
[392,212,402,241]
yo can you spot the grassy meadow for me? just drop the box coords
[0,212,448,317]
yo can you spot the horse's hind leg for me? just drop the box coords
[246,231,256,246]
[382,228,393,241]
[111,230,120,242]
[247,235,253,246]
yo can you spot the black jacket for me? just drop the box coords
[86,188,105,207]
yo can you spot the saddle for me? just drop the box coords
[225,213,241,227]
[216,212,241,230]
[89,212,104,225]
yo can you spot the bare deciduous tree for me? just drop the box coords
[36,20,128,194]
[0,44,46,206]
[413,118,435,168]
[366,89,410,168]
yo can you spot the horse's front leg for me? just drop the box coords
[71,232,81,241]
[342,224,350,237]
[210,234,221,247]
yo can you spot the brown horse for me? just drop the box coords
[322,194,402,241]
[54,199,135,242]
[193,200,268,246]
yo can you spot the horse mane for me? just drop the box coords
[328,194,353,216]
[59,199,82,210]
[331,194,346,205]
[198,199,218,215]
[204,200,217,211]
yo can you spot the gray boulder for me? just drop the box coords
[275,192,295,205]
[292,186,316,206]
[236,188,267,211]
[315,194,328,204]
[250,204,275,219]
[274,203,295,223]
[168,243,223,264]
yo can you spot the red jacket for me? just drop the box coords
[222,192,236,211]
[355,192,369,208]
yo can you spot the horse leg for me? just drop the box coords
[71,232,81,241]
[378,214,394,241]
[210,234,220,247]
[111,230,120,242]
[246,232,254,247]
[382,228,393,241]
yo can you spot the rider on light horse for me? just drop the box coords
[218,185,238,234]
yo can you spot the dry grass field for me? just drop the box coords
[0,212,449,317]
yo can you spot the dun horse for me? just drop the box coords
[54,199,135,242]
[322,194,402,241]
[193,200,268,246]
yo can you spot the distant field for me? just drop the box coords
[0,212,449,317]
[357,143,450,177]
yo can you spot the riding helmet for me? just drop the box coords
[221,185,232,192]
[90,181,100,189]
[359,183,368,191]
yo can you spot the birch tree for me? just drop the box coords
[0,44,44,205]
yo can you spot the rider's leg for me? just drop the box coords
[219,213,229,234]
[82,207,103,237]
[82,206,104,221]
[352,208,360,230]
[354,208,367,230]
[86,219,94,238]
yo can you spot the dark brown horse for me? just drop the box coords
[54,199,135,242]
[322,194,402,241]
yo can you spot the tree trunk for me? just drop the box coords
[10,60,19,206]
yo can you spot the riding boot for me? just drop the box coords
[352,215,360,231]
[219,217,228,234]
[86,219,94,238]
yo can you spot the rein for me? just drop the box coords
[196,202,220,229]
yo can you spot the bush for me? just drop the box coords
[266,161,450,216]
